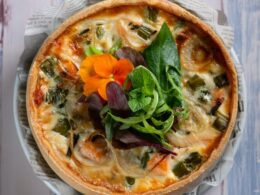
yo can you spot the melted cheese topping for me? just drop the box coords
[32,6,232,193]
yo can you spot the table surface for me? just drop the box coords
[0,0,259,195]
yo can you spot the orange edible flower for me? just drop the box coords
[79,54,134,100]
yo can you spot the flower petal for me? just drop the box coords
[113,59,134,85]
[83,76,104,96]
[93,54,117,78]
[79,56,97,82]
[98,79,112,100]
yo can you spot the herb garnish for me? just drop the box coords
[79,28,90,36]
[144,7,158,22]
[125,177,135,186]
[140,148,153,169]
[96,25,105,39]
[109,38,122,55]
[105,67,174,148]
[143,22,186,110]
[91,23,187,151]
[84,45,103,56]
[172,152,202,178]
[52,118,71,136]
[45,87,69,108]
[214,73,229,88]
[128,23,157,40]
[40,57,58,77]
[137,26,157,40]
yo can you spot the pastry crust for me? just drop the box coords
[26,0,238,194]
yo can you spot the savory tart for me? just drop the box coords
[26,0,238,194]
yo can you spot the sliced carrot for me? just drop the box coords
[58,59,78,79]
[65,60,78,77]
[93,54,117,78]
[157,157,169,172]
[148,154,169,175]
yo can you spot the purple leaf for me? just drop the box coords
[87,93,105,129]
[106,82,130,117]
[114,130,176,156]
[115,47,146,67]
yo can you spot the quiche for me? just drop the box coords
[26,0,238,194]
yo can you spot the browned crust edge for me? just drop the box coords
[26,0,238,194]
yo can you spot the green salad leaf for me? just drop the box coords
[109,89,159,125]
[84,45,103,56]
[128,89,152,112]
[127,66,157,112]
[40,57,57,77]
[128,66,156,95]
[108,66,175,148]
[101,23,187,149]
[143,22,185,109]
[109,38,122,55]
[104,114,115,141]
